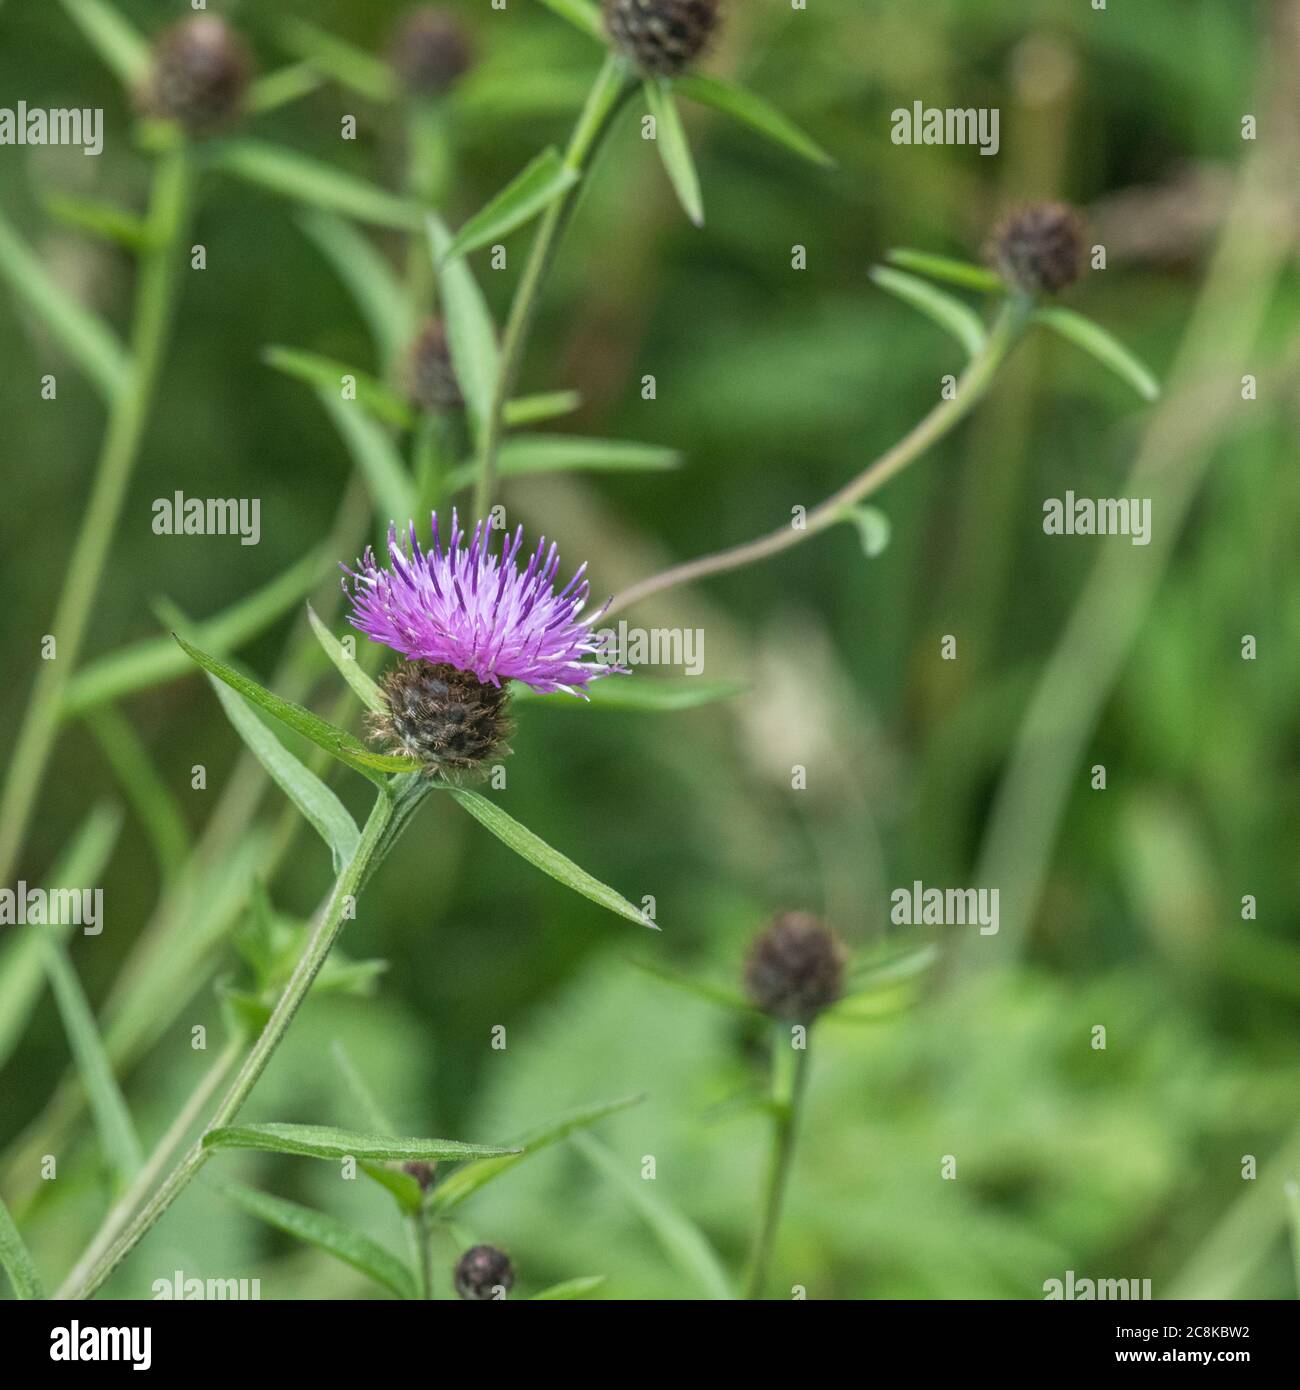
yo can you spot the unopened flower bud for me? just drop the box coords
[743,911,845,1021]
[405,318,462,412]
[389,7,474,97]
[142,16,253,135]
[402,1161,436,1191]
[991,202,1085,295]
[602,0,721,77]
[454,1244,514,1300]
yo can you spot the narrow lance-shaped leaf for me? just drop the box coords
[264,345,415,429]
[675,73,835,168]
[886,247,1005,293]
[275,16,400,103]
[308,605,388,716]
[207,675,361,873]
[448,789,656,928]
[211,1177,416,1300]
[514,677,747,713]
[58,0,149,87]
[644,79,704,227]
[316,387,416,525]
[531,1276,606,1300]
[42,192,152,252]
[427,215,499,446]
[536,0,604,43]
[0,1193,44,1300]
[431,1093,644,1214]
[504,389,582,427]
[203,1122,519,1163]
[215,141,424,230]
[246,63,326,117]
[174,635,413,781]
[869,266,987,359]
[444,433,681,492]
[1035,305,1161,402]
[0,211,129,402]
[572,1133,733,1299]
[440,148,580,262]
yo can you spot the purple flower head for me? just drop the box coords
[343,512,619,696]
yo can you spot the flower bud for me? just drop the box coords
[743,911,845,1021]
[602,0,721,77]
[142,16,253,135]
[374,660,513,773]
[389,7,475,97]
[402,1161,436,1191]
[405,318,462,412]
[454,1244,514,1300]
[991,202,1085,295]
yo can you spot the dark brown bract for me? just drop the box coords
[142,16,252,135]
[374,660,513,772]
[389,8,475,97]
[991,202,1085,295]
[603,0,721,77]
[454,1244,514,1300]
[744,911,846,1021]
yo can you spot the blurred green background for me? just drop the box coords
[2,0,1298,1299]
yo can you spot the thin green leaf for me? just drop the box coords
[41,936,143,1186]
[174,635,413,781]
[211,1177,416,1299]
[1286,1179,1300,1297]
[839,504,892,559]
[0,1193,44,1300]
[307,605,388,716]
[536,0,604,42]
[431,1093,644,1214]
[246,63,326,117]
[331,1040,397,1134]
[0,806,121,1073]
[207,676,360,873]
[42,192,152,252]
[297,211,411,368]
[441,149,579,263]
[317,389,416,524]
[644,79,704,227]
[427,215,499,446]
[444,433,681,492]
[215,141,423,230]
[674,73,834,168]
[62,545,327,717]
[0,210,129,402]
[573,1133,733,1299]
[504,389,582,426]
[264,346,415,429]
[275,16,400,103]
[870,266,987,359]
[58,0,148,87]
[885,248,1004,293]
[448,789,655,928]
[514,677,746,713]
[628,955,759,1015]
[1035,305,1161,402]
[531,1275,606,1300]
[203,1122,518,1164]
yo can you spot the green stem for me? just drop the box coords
[64,783,425,1299]
[472,53,634,518]
[406,1207,434,1300]
[604,299,1030,619]
[0,146,192,887]
[744,1029,811,1300]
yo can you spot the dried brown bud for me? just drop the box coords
[389,8,475,97]
[142,16,253,135]
[743,911,846,1021]
[454,1244,514,1300]
[602,0,721,77]
[991,202,1085,295]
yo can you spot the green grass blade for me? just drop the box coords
[41,936,143,1187]
[531,1275,606,1299]
[503,389,582,426]
[573,1133,733,1299]
[215,140,424,230]
[316,388,416,524]
[644,79,704,227]
[42,192,152,252]
[869,266,987,358]
[427,215,500,447]
[448,789,655,928]
[203,1122,519,1163]
[674,73,834,168]
[885,248,1004,293]
[536,0,604,42]
[264,345,415,429]
[444,433,681,492]
[207,676,361,873]
[307,605,388,715]
[1035,305,1162,402]
[275,16,400,102]
[175,635,413,781]
[210,1177,416,1299]
[440,149,580,262]
[514,677,746,713]
[297,211,411,368]
[0,210,129,402]
[431,1093,644,1214]
[246,63,326,116]
[57,0,148,87]
[62,545,328,716]
[0,1192,44,1299]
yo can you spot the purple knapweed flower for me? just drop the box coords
[343,511,618,697]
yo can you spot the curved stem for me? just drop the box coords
[472,53,634,518]
[62,784,420,1299]
[744,1030,811,1299]
[604,299,1030,620]
[0,146,192,886]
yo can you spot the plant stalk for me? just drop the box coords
[0,146,193,887]
[472,53,634,518]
